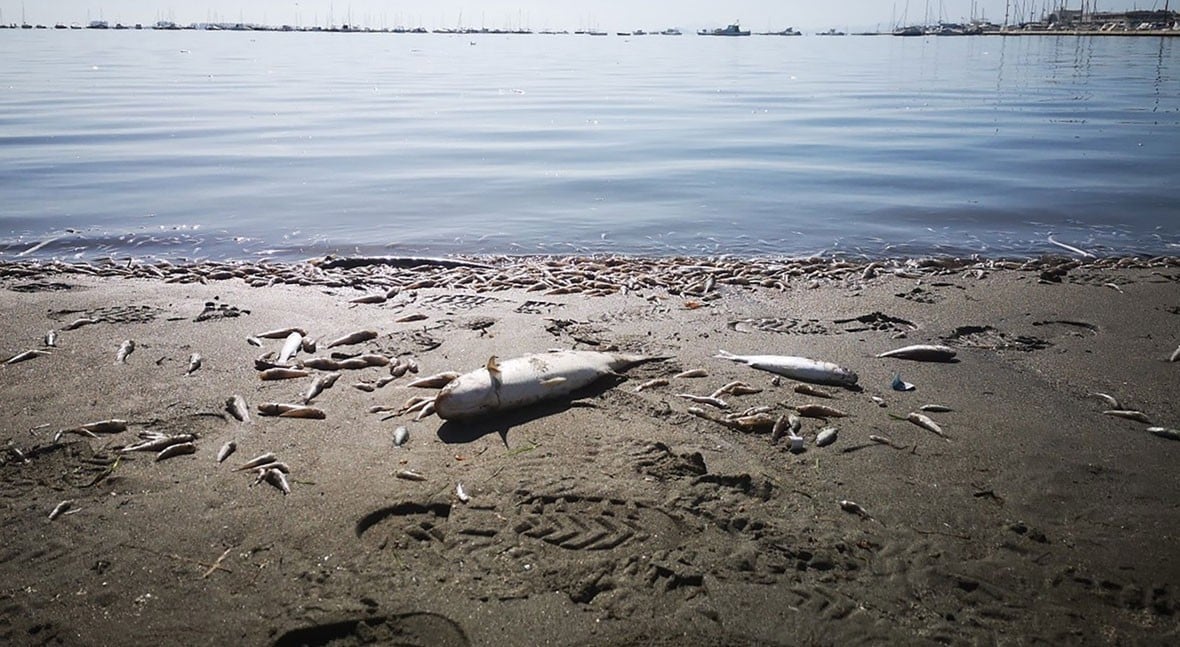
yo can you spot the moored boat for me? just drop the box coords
[698,23,750,36]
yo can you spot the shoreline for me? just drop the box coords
[2,257,1179,645]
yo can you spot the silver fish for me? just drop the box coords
[217,441,237,463]
[395,469,427,481]
[393,426,409,447]
[792,383,832,398]
[263,468,291,495]
[156,442,196,461]
[1089,392,1122,409]
[302,357,341,371]
[115,340,135,364]
[4,349,49,365]
[816,427,839,447]
[395,313,427,323]
[226,395,251,423]
[186,353,202,375]
[1147,427,1180,441]
[405,371,462,389]
[303,372,341,404]
[236,452,278,471]
[1104,410,1152,424]
[326,330,378,348]
[455,482,470,503]
[674,369,708,379]
[44,330,58,347]
[258,367,310,381]
[257,403,326,419]
[907,412,950,441]
[256,327,307,339]
[278,332,303,365]
[677,393,730,409]
[794,404,848,419]
[839,499,873,520]
[77,419,128,434]
[120,433,196,453]
[876,344,957,363]
[919,404,953,413]
[434,351,666,421]
[48,499,74,521]
[715,350,858,386]
[349,294,387,305]
[63,317,98,331]
[246,336,264,347]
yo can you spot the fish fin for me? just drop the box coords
[486,355,500,373]
[539,377,567,387]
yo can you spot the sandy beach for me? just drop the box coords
[1,254,1178,646]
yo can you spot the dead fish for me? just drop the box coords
[48,499,74,521]
[870,395,887,407]
[77,419,128,434]
[226,395,251,423]
[793,383,832,398]
[357,354,390,367]
[1170,345,1180,363]
[1147,427,1180,441]
[353,382,376,392]
[634,378,669,393]
[716,350,858,387]
[349,294,386,305]
[413,400,436,421]
[278,332,303,365]
[217,441,237,463]
[1104,410,1153,424]
[876,344,957,362]
[1089,392,1122,409]
[435,351,667,421]
[257,403,326,419]
[303,372,341,404]
[839,499,874,521]
[120,433,196,453]
[891,374,916,392]
[395,469,427,481]
[869,434,907,450]
[263,468,291,495]
[393,426,409,447]
[246,336,264,347]
[256,327,307,339]
[905,412,950,441]
[369,405,397,414]
[771,413,802,443]
[302,357,341,371]
[455,482,470,503]
[376,375,397,388]
[405,371,462,389]
[259,367,310,381]
[919,404,953,413]
[253,461,290,474]
[389,359,410,378]
[794,404,849,419]
[816,427,839,447]
[301,337,317,353]
[395,313,427,323]
[711,381,763,397]
[236,452,278,471]
[156,442,196,461]
[674,369,708,379]
[44,330,58,347]
[114,340,135,364]
[4,349,49,365]
[677,393,730,409]
[186,353,202,375]
[63,317,99,330]
[326,329,378,348]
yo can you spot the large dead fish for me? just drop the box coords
[433,350,666,421]
[715,350,858,386]
[876,344,957,362]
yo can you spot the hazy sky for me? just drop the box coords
[0,1,1112,32]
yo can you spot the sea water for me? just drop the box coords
[0,30,1177,262]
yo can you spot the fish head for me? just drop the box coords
[433,370,498,420]
[835,368,859,386]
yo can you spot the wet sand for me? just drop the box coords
[1,255,1178,646]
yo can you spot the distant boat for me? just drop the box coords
[816,28,846,36]
[660,28,682,36]
[893,25,925,36]
[758,28,802,36]
[698,23,751,36]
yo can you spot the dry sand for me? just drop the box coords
[1,256,1178,646]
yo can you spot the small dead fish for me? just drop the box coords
[393,426,409,447]
[869,434,907,450]
[186,353,202,375]
[120,434,195,453]
[1170,345,1180,363]
[413,400,436,421]
[353,382,377,392]
[335,358,373,370]
[44,330,58,347]
[870,395,887,407]
[303,372,341,404]
[226,395,251,423]
[326,329,378,348]
[919,404,953,413]
[395,469,427,481]
[771,413,802,442]
[236,452,278,471]
[405,357,420,374]
[405,371,462,389]
[48,499,74,521]
[1104,410,1153,424]
[711,381,763,398]
[349,294,387,305]
[246,336,264,347]
[877,344,957,362]
[891,374,916,392]
[278,332,303,365]
[389,359,410,378]
[369,405,397,414]
[794,404,848,419]
[1147,427,1180,441]
[793,383,833,398]
[63,317,99,331]
[302,357,341,371]
[839,499,874,521]
[674,369,708,379]
[156,442,196,461]
[4,349,49,365]
[357,354,390,367]
[114,340,135,364]
[256,327,307,339]
[217,441,237,463]
[677,393,729,409]
[263,468,291,495]
[257,403,326,419]
[376,375,397,388]
[301,337,317,353]
[1089,392,1122,409]
[906,412,950,441]
[253,461,290,474]
[77,419,128,434]
[395,313,427,323]
[455,482,470,503]
[816,427,839,447]
[259,367,310,381]
[634,378,669,393]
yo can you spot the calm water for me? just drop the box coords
[1,30,1177,262]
